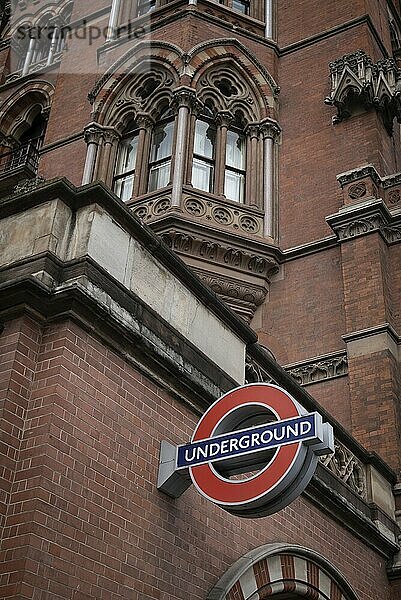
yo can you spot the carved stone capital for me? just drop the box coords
[245,122,260,139]
[136,112,155,130]
[259,118,281,141]
[216,111,234,128]
[84,123,104,145]
[102,128,121,145]
[171,86,197,111]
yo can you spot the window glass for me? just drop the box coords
[115,136,138,176]
[192,159,214,193]
[225,128,246,202]
[192,118,216,193]
[114,126,139,202]
[232,0,249,14]
[148,117,174,192]
[148,162,170,191]
[226,130,245,169]
[150,121,174,162]
[225,170,245,202]
[194,119,215,159]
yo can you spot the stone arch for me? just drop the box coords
[187,38,279,120]
[0,80,54,140]
[207,544,359,600]
[89,41,183,123]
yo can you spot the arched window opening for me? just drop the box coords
[113,121,139,201]
[225,113,246,202]
[19,111,47,148]
[192,105,216,193]
[148,106,174,192]
[13,5,72,77]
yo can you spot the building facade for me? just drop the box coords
[1,1,401,599]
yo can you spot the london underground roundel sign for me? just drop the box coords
[175,384,334,518]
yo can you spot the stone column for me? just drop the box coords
[184,99,202,186]
[134,113,154,196]
[46,25,60,66]
[245,123,260,207]
[22,37,36,76]
[98,128,121,187]
[107,0,121,40]
[171,87,196,207]
[82,123,103,185]
[214,111,233,197]
[265,0,273,38]
[260,118,281,239]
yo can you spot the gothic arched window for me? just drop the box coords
[113,121,139,201]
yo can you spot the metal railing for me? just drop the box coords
[0,141,40,176]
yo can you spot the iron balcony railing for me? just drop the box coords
[0,141,40,177]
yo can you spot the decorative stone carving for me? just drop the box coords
[325,50,401,134]
[259,118,281,142]
[161,231,194,253]
[381,225,401,244]
[388,189,400,205]
[320,440,367,498]
[337,164,381,188]
[133,206,147,220]
[212,206,234,225]
[245,357,275,385]
[336,216,383,240]
[185,198,206,216]
[14,176,46,194]
[196,270,267,321]
[239,214,260,233]
[153,198,171,215]
[285,352,348,386]
[348,182,367,199]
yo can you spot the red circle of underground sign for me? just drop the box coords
[190,384,302,506]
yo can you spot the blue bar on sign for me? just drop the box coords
[176,414,317,469]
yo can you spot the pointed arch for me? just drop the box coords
[187,38,279,120]
[0,80,54,139]
[89,40,184,123]
[207,544,359,600]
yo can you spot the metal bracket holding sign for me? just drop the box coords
[157,384,334,518]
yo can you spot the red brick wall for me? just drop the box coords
[0,317,42,537]
[348,350,401,473]
[0,317,393,599]
[260,247,346,365]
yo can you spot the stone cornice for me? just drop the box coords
[342,322,401,345]
[326,198,401,243]
[0,178,258,346]
[0,255,235,412]
[337,164,382,188]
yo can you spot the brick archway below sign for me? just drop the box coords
[207,544,359,600]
